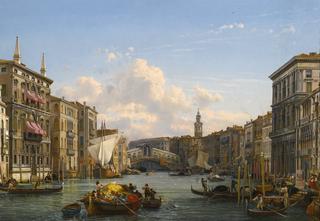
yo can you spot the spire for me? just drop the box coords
[13,36,21,64]
[40,52,46,76]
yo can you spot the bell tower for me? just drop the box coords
[194,109,203,138]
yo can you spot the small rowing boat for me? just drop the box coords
[61,203,81,218]
[142,198,161,209]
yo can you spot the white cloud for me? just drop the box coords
[280,24,296,34]
[107,52,118,62]
[219,22,245,30]
[128,47,135,52]
[55,58,250,140]
[193,86,223,107]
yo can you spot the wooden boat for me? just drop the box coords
[191,185,214,197]
[191,185,254,200]
[84,197,141,215]
[61,203,81,218]
[146,172,154,176]
[93,167,122,179]
[207,174,225,182]
[191,185,238,199]
[142,198,161,209]
[247,206,287,216]
[6,185,63,194]
[169,171,191,176]
[255,184,273,193]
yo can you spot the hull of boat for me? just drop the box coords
[142,199,161,209]
[247,207,287,216]
[7,186,63,194]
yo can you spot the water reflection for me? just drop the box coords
[0,172,308,221]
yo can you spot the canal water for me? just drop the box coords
[0,172,309,221]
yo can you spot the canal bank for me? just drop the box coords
[0,172,308,221]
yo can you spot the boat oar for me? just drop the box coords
[264,206,287,218]
[115,197,139,216]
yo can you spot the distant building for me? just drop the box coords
[194,109,203,138]
[50,96,78,179]
[0,94,9,181]
[218,126,243,170]
[201,132,220,166]
[75,101,97,178]
[0,37,53,182]
[297,87,320,181]
[270,52,320,177]
[244,120,254,169]
[261,112,272,176]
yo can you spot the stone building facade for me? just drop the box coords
[75,101,97,178]
[297,87,320,181]
[50,96,78,179]
[0,37,52,181]
[0,96,9,181]
[270,53,320,177]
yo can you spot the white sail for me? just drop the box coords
[88,134,120,167]
[188,150,212,169]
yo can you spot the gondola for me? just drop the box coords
[247,206,287,216]
[61,203,81,218]
[191,185,214,197]
[6,185,63,194]
[142,198,162,209]
[169,171,191,176]
[191,185,236,199]
[207,174,225,182]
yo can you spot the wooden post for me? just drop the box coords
[261,152,265,197]
[242,161,247,203]
[237,165,241,205]
[248,164,252,201]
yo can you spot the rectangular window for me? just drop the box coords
[306,70,312,78]
[80,136,84,145]
[1,67,6,72]
[21,155,25,164]
[14,155,17,164]
[26,156,29,164]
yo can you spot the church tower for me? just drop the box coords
[13,36,21,64]
[194,109,203,138]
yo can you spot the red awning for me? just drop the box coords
[30,122,41,135]
[26,90,38,103]
[35,123,46,136]
[26,121,37,134]
[36,94,46,104]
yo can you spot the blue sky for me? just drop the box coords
[1,0,320,138]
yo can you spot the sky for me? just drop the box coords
[1,0,320,140]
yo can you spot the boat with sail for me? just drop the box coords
[88,131,124,179]
[187,150,212,173]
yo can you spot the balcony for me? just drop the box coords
[24,132,42,142]
[67,148,75,156]
[67,130,75,138]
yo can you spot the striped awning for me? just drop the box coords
[26,121,46,135]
